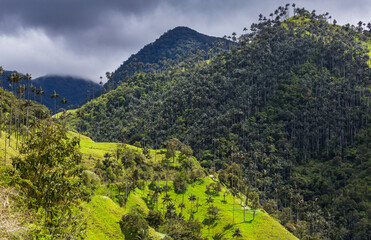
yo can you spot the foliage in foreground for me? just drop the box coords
[9,121,89,239]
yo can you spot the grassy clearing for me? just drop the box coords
[83,195,126,240]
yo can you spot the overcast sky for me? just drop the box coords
[0,0,370,82]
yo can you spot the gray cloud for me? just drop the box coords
[0,0,369,82]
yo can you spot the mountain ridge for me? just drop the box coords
[105,26,231,90]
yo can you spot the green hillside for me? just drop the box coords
[63,6,371,239]
[1,4,370,240]
[0,121,297,239]
[105,26,231,90]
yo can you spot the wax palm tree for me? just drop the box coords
[178,202,185,215]
[24,100,32,141]
[161,193,172,216]
[37,87,45,104]
[206,196,214,205]
[165,202,177,219]
[188,194,196,213]
[60,98,68,109]
[232,228,242,240]
[50,90,59,115]
[24,73,31,100]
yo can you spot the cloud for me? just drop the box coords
[0,0,370,82]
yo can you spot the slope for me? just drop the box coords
[78,134,296,239]
[106,26,231,90]
[66,6,371,239]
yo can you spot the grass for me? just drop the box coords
[1,129,296,239]
[83,194,164,240]
[83,195,126,240]
[71,130,201,170]
[101,176,297,240]
[0,131,21,166]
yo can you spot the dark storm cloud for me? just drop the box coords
[0,0,369,81]
[0,0,161,32]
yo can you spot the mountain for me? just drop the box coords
[1,72,101,113]
[66,7,371,240]
[105,26,231,90]
[31,75,101,112]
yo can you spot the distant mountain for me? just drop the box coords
[31,75,101,112]
[106,26,231,89]
[1,71,101,112]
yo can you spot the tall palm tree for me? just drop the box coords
[60,98,68,108]
[188,194,196,213]
[232,228,242,240]
[178,202,185,216]
[161,193,172,216]
[50,90,59,115]
[37,87,45,104]
[99,76,103,96]
[24,100,32,141]
[24,73,31,100]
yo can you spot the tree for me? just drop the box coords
[37,86,45,104]
[188,194,196,213]
[50,90,59,115]
[146,210,164,229]
[162,193,172,216]
[232,228,243,239]
[173,171,188,194]
[11,120,88,238]
[60,98,68,108]
[119,211,149,240]
[165,202,177,219]
[249,191,260,220]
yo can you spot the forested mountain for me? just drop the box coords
[105,26,231,90]
[0,71,101,113]
[67,6,371,239]
[31,75,101,112]
[0,78,296,239]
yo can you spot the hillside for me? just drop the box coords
[73,133,297,239]
[0,117,296,239]
[1,4,370,240]
[105,26,231,90]
[31,75,101,112]
[1,71,101,113]
[65,6,371,239]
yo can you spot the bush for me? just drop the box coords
[119,212,149,240]
[159,219,203,240]
[146,210,164,229]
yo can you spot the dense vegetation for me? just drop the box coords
[105,26,231,90]
[67,5,371,239]
[0,70,296,239]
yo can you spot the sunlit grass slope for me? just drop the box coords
[69,130,198,169]
[83,195,126,240]
[83,195,163,240]
[0,131,20,166]
[100,176,297,240]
